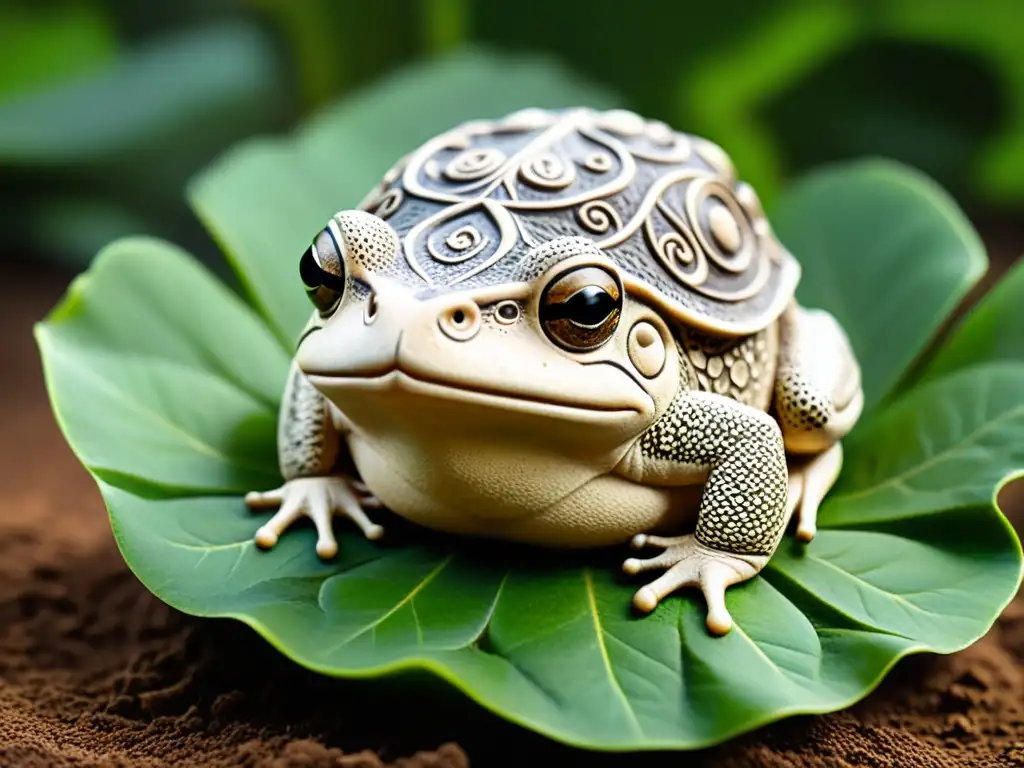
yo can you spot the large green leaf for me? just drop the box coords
[820,363,1024,527]
[914,256,1024,384]
[769,158,987,412]
[187,47,622,347]
[36,52,1022,753]
[81,473,1019,750]
[36,237,288,495]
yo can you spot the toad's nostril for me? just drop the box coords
[364,292,379,323]
[438,302,481,341]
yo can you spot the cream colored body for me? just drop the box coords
[244,108,864,636]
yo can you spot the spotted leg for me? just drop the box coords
[775,301,863,541]
[616,391,789,635]
[244,360,384,558]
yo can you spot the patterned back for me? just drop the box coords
[356,108,799,335]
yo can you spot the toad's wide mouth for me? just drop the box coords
[306,367,647,425]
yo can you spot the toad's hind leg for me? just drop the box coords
[775,302,863,540]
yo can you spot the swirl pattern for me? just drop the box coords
[444,148,506,182]
[372,107,798,334]
[576,200,622,235]
[644,207,708,288]
[428,225,489,264]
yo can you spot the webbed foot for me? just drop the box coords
[245,476,384,559]
[785,442,843,543]
[623,533,768,635]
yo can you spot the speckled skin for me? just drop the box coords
[277,362,337,479]
[244,108,864,635]
[635,389,788,556]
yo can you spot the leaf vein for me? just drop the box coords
[584,570,644,739]
[835,403,1024,504]
[326,556,453,653]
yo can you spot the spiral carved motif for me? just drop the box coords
[428,224,489,264]
[645,213,708,288]
[444,148,506,182]
[576,200,622,235]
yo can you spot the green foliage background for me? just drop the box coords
[3,0,1023,267]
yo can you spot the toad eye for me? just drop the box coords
[540,266,622,351]
[299,225,346,315]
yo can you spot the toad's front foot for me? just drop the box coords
[245,476,384,559]
[623,534,768,636]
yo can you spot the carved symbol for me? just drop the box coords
[400,111,635,209]
[593,109,645,136]
[582,152,612,173]
[708,201,740,253]
[372,187,403,220]
[444,148,506,182]
[403,199,519,286]
[518,151,575,190]
[382,108,784,312]
[646,121,676,146]
[576,200,622,235]
[644,203,708,288]
[686,178,753,274]
[693,137,736,182]
[427,224,489,264]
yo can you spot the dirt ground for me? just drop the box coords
[1,230,1022,766]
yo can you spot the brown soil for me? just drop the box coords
[1,246,1022,767]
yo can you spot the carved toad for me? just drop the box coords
[244,108,863,635]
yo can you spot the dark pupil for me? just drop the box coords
[299,245,321,289]
[299,231,346,314]
[299,241,345,293]
[564,286,615,326]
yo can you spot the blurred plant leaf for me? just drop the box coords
[0,18,295,269]
[471,0,777,125]
[821,362,1024,528]
[914,257,1024,384]
[421,0,469,55]
[879,0,1024,203]
[16,198,151,269]
[188,46,621,347]
[677,2,861,206]
[0,2,116,100]
[0,20,289,166]
[248,0,428,112]
[474,0,1024,206]
[38,237,288,493]
[761,39,1004,203]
